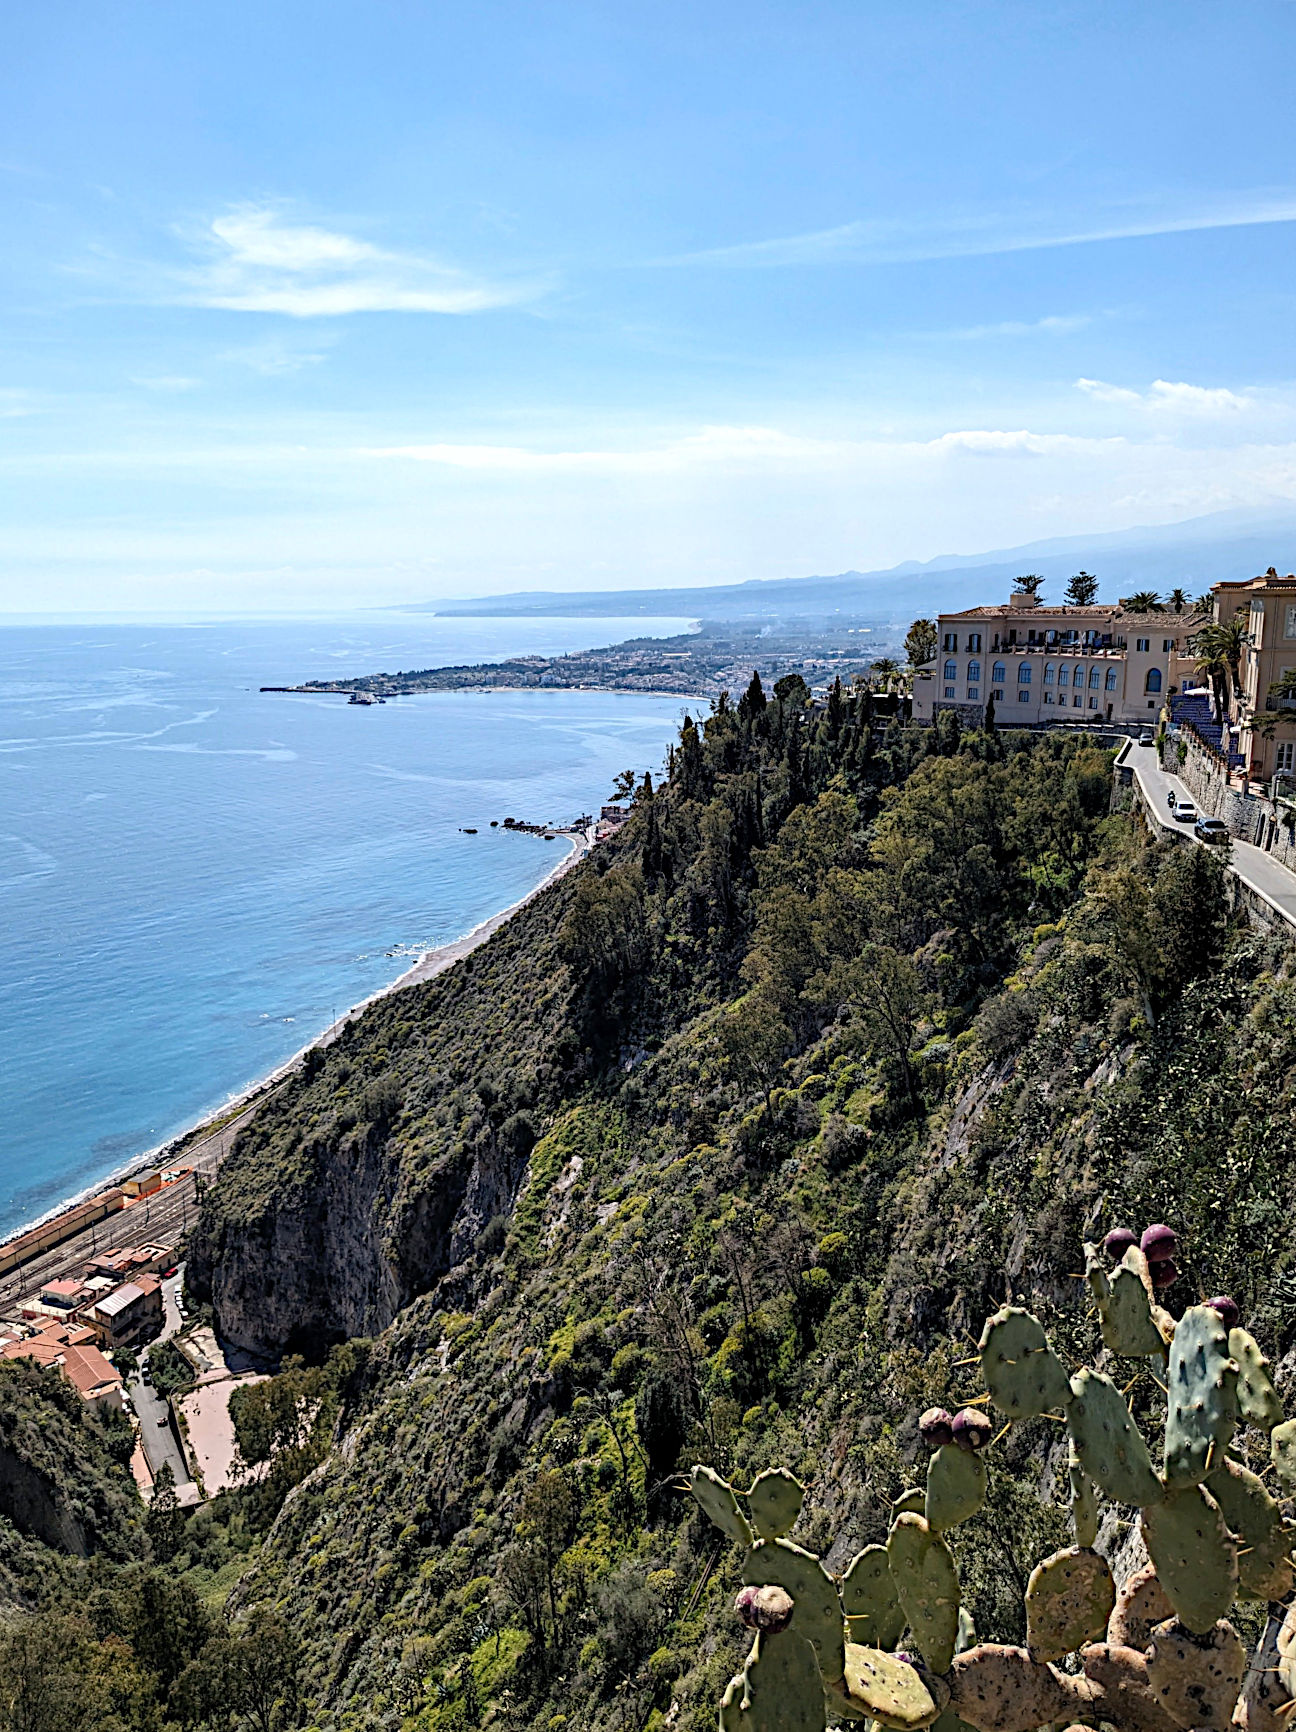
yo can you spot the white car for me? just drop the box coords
[1172,797,1196,822]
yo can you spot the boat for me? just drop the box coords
[463,827,478,834]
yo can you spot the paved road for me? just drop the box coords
[1124,739,1296,928]
[129,1269,200,1493]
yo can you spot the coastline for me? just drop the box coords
[1,831,589,1252]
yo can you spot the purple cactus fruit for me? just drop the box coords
[895,1652,917,1666]
[735,1584,794,1633]
[951,1407,994,1452]
[1151,1258,1178,1289]
[1141,1223,1178,1263]
[1206,1296,1240,1330]
[1103,1227,1138,1260]
[918,1406,955,1449]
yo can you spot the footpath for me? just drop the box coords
[1119,738,1296,930]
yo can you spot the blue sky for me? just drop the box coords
[5,0,1296,612]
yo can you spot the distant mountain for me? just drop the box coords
[420,504,1296,625]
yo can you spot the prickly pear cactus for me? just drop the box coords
[1230,1327,1284,1431]
[1163,1305,1238,1487]
[1205,1458,1293,1601]
[1141,1483,1238,1634]
[887,1513,961,1673]
[1065,1368,1162,1506]
[744,1538,846,1684]
[1022,1546,1115,1662]
[1085,1242,1168,1357]
[834,1644,948,1730]
[978,1307,1073,1418]
[1144,1616,1246,1731]
[840,1545,905,1650]
[1271,1417,1296,1493]
[720,1630,826,1732]
[748,1468,805,1541]
[925,1444,986,1533]
[1066,1443,1099,1548]
[689,1464,754,1547]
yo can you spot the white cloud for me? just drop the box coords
[1077,377,1255,414]
[937,313,1094,340]
[364,424,846,473]
[131,374,200,392]
[661,189,1296,270]
[173,204,539,318]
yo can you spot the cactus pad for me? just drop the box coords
[1067,1443,1099,1548]
[832,1644,948,1730]
[894,1487,927,1517]
[690,1464,754,1547]
[748,1468,806,1541]
[925,1443,987,1533]
[978,1306,1073,1418]
[1023,1545,1115,1662]
[1065,1368,1162,1507]
[1230,1328,1284,1432]
[1107,1562,1174,1649]
[1205,1458,1293,1601]
[946,1644,1070,1732]
[744,1538,846,1684]
[1164,1305,1238,1488]
[721,1631,827,1732]
[1271,1418,1296,1493]
[1086,1241,1169,1358]
[841,1545,905,1651]
[1141,1485,1238,1634]
[1145,1616,1245,1731]
[887,1513,961,1674]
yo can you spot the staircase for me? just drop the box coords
[1171,691,1246,768]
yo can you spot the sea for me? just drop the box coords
[0,614,694,1240]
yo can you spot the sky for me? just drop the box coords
[4,0,1296,613]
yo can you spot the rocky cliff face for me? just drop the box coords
[187,868,572,1358]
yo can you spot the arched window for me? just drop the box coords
[1044,662,1055,683]
[1018,662,1031,684]
[944,659,957,681]
[1105,668,1118,691]
[967,659,980,683]
[1087,666,1099,689]
[1145,667,1163,693]
[1057,665,1070,686]
[992,662,1006,683]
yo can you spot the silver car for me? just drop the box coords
[1172,797,1196,822]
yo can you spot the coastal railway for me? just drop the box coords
[0,1101,259,1311]
[0,1187,126,1277]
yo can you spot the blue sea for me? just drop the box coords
[0,616,692,1239]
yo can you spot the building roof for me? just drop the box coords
[941,603,1205,630]
[60,1345,121,1399]
[40,1279,85,1299]
[93,1281,149,1319]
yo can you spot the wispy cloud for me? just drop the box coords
[660,190,1296,269]
[364,423,1118,473]
[1076,377,1255,415]
[168,204,540,317]
[131,374,201,392]
[934,313,1094,341]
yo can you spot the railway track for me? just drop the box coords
[0,1100,262,1312]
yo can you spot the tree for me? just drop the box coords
[0,1615,111,1732]
[611,769,637,802]
[145,1460,185,1564]
[1014,574,1045,597]
[984,690,997,732]
[1064,571,1098,607]
[719,990,791,1113]
[1123,589,1162,612]
[904,618,937,667]
[516,1469,575,1645]
[1194,611,1251,717]
[773,672,809,708]
[870,658,900,690]
[738,670,767,720]
[1167,586,1189,613]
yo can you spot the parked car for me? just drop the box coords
[1195,816,1229,844]
[1139,730,1155,746]
[156,1414,170,1427]
[1172,798,1197,822]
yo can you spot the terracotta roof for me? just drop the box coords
[60,1345,121,1400]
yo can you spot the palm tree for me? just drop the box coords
[1194,611,1252,718]
[1167,587,1188,613]
[1123,590,1162,613]
[870,657,900,691]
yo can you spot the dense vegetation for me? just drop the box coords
[7,680,1296,1732]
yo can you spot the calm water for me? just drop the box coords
[0,616,691,1238]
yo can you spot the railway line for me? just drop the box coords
[0,1099,262,1311]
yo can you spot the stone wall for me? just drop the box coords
[1169,729,1296,870]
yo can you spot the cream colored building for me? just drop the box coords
[1213,569,1296,783]
[912,587,1204,727]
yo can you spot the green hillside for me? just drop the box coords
[12,684,1296,1732]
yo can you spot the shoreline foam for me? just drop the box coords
[2,832,587,1250]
